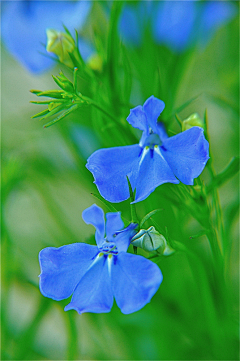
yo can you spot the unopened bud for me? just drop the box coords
[131,226,167,253]
[46,29,75,67]
[87,54,103,72]
[182,113,204,132]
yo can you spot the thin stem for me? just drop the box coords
[80,94,116,122]
[126,176,138,224]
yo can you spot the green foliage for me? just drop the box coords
[2,2,239,361]
[30,69,89,128]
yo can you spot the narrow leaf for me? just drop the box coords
[126,176,138,224]
[31,109,49,119]
[175,113,182,127]
[32,90,64,99]
[43,104,78,128]
[140,209,164,228]
[30,89,42,95]
[189,230,206,240]
[62,24,72,37]
[40,104,66,121]
[31,99,68,105]
[90,193,118,213]
[206,157,239,193]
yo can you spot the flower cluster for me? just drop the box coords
[39,95,209,314]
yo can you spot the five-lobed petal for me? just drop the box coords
[39,204,162,314]
[86,96,209,203]
[111,252,163,314]
[64,254,114,314]
[39,243,98,301]
[86,145,141,203]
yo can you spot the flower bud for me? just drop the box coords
[182,113,204,132]
[46,29,75,67]
[131,226,167,253]
[87,54,103,72]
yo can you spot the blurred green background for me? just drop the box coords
[1,1,239,360]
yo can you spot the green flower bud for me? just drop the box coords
[182,113,204,132]
[87,54,103,72]
[46,29,75,67]
[131,226,167,253]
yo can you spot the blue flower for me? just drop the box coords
[1,1,92,73]
[39,204,163,314]
[119,1,236,52]
[86,96,209,203]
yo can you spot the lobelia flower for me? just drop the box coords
[119,1,236,52]
[39,204,163,314]
[86,96,209,203]
[1,0,92,73]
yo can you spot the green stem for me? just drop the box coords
[80,94,116,122]
[126,176,138,224]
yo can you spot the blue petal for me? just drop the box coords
[1,1,91,73]
[156,122,169,142]
[111,253,163,314]
[127,106,148,133]
[82,204,105,247]
[105,212,124,241]
[65,254,113,313]
[39,243,98,301]
[86,144,141,203]
[134,147,179,203]
[114,223,138,253]
[161,127,209,185]
[143,96,165,134]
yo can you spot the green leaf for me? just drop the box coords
[168,94,201,120]
[90,193,118,213]
[30,89,64,99]
[207,157,239,193]
[43,104,79,128]
[31,108,50,119]
[189,230,206,239]
[126,176,138,224]
[30,89,42,95]
[30,100,58,105]
[140,209,164,228]
[175,113,182,127]
[62,24,72,38]
[39,103,66,121]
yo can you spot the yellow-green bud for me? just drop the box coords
[87,54,103,72]
[131,226,167,253]
[46,29,75,67]
[182,113,204,132]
